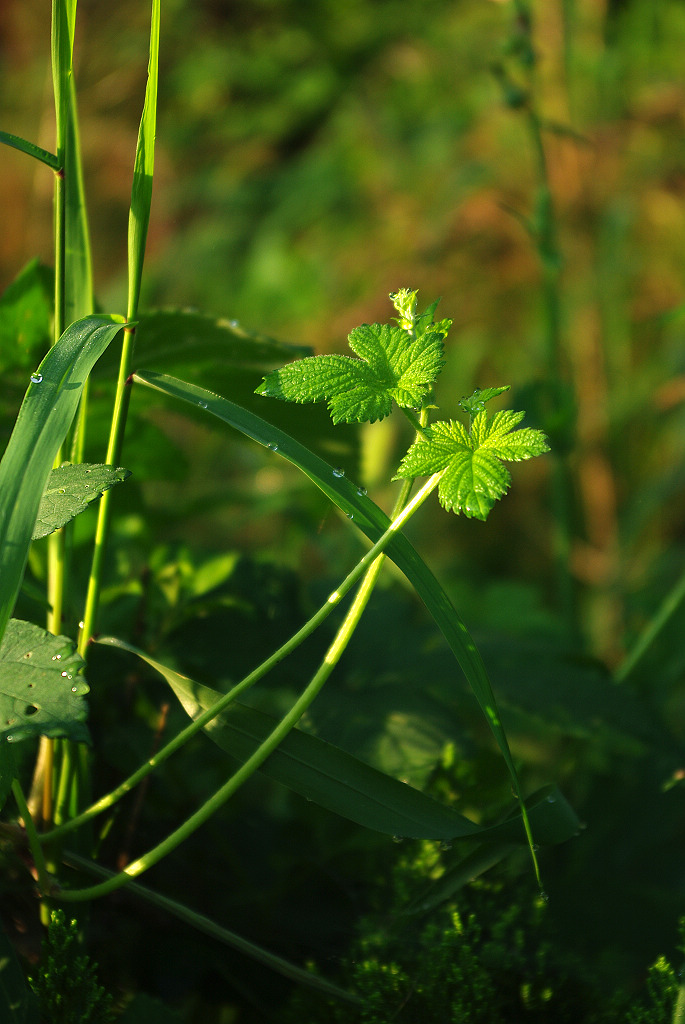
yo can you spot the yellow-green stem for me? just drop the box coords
[55,473,442,900]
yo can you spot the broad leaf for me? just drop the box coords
[256,321,445,423]
[32,463,131,541]
[110,636,578,844]
[133,309,311,371]
[0,619,89,744]
[395,410,550,519]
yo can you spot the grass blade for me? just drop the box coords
[133,371,571,866]
[0,315,126,641]
[0,131,60,170]
[128,0,160,320]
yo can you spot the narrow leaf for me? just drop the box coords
[0,315,126,640]
[0,619,89,744]
[0,131,60,170]
[132,372,576,852]
[128,0,160,318]
[33,463,131,541]
[108,636,578,845]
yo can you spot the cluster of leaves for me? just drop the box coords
[285,852,684,1024]
[28,910,113,1024]
[258,288,550,521]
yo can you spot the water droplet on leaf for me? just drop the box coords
[332,467,345,478]
[7,735,15,743]
[30,373,43,384]
[356,487,367,497]
[229,319,239,328]
[61,671,69,677]
[392,835,404,844]
[52,654,62,661]
[539,890,549,904]
[546,794,556,803]
[71,686,78,693]
[198,401,208,409]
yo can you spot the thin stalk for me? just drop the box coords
[43,471,440,845]
[61,851,362,1004]
[55,473,443,900]
[78,329,136,657]
[12,779,52,896]
[614,566,685,684]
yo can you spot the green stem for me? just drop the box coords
[44,472,440,845]
[78,327,137,657]
[614,566,685,684]
[54,473,443,900]
[12,780,52,896]
[60,850,361,1003]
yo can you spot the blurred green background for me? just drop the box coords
[3,0,685,1019]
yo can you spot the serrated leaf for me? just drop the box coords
[32,463,131,541]
[0,620,89,744]
[395,409,550,520]
[256,321,445,424]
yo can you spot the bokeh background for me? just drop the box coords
[3,1,685,1019]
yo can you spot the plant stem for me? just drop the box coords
[53,473,443,899]
[614,565,685,684]
[60,850,361,1003]
[12,779,52,897]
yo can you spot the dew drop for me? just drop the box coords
[52,654,62,661]
[30,373,43,384]
[356,486,367,497]
[539,890,549,904]
[332,467,345,478]
[439,840,453,852]
[198,400,208,409]
[61,671,69,677]
[546,794,556,804]
[78,621,85,629]
[392,835,404,844]
[57,488,66,494]
[267,442,279,451]
[7,735,15,743]
[345,512,354,520]
[229,319,239,328]
[71,686,78,693]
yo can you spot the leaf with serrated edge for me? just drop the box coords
[395,410,549,520]
[256,322,444,424]
[0,619,89,744]
[32,463,131,541]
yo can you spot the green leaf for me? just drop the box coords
[133,309,311,371]
[0,130,59,170]
[127,0,160,317]
[458,385,510,417]
[32,463,131,541]
[0,620,89,744]
[395,409,550,520]
[0,314,126,641]
[132,371,573,856]
[0,260,53,370]
[256,321,445,423]
[109,636,578,845]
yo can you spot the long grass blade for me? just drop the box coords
[132,371,567,870]
[0,316,126,641]
[0,131,60,170]
[128,0,160,320]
